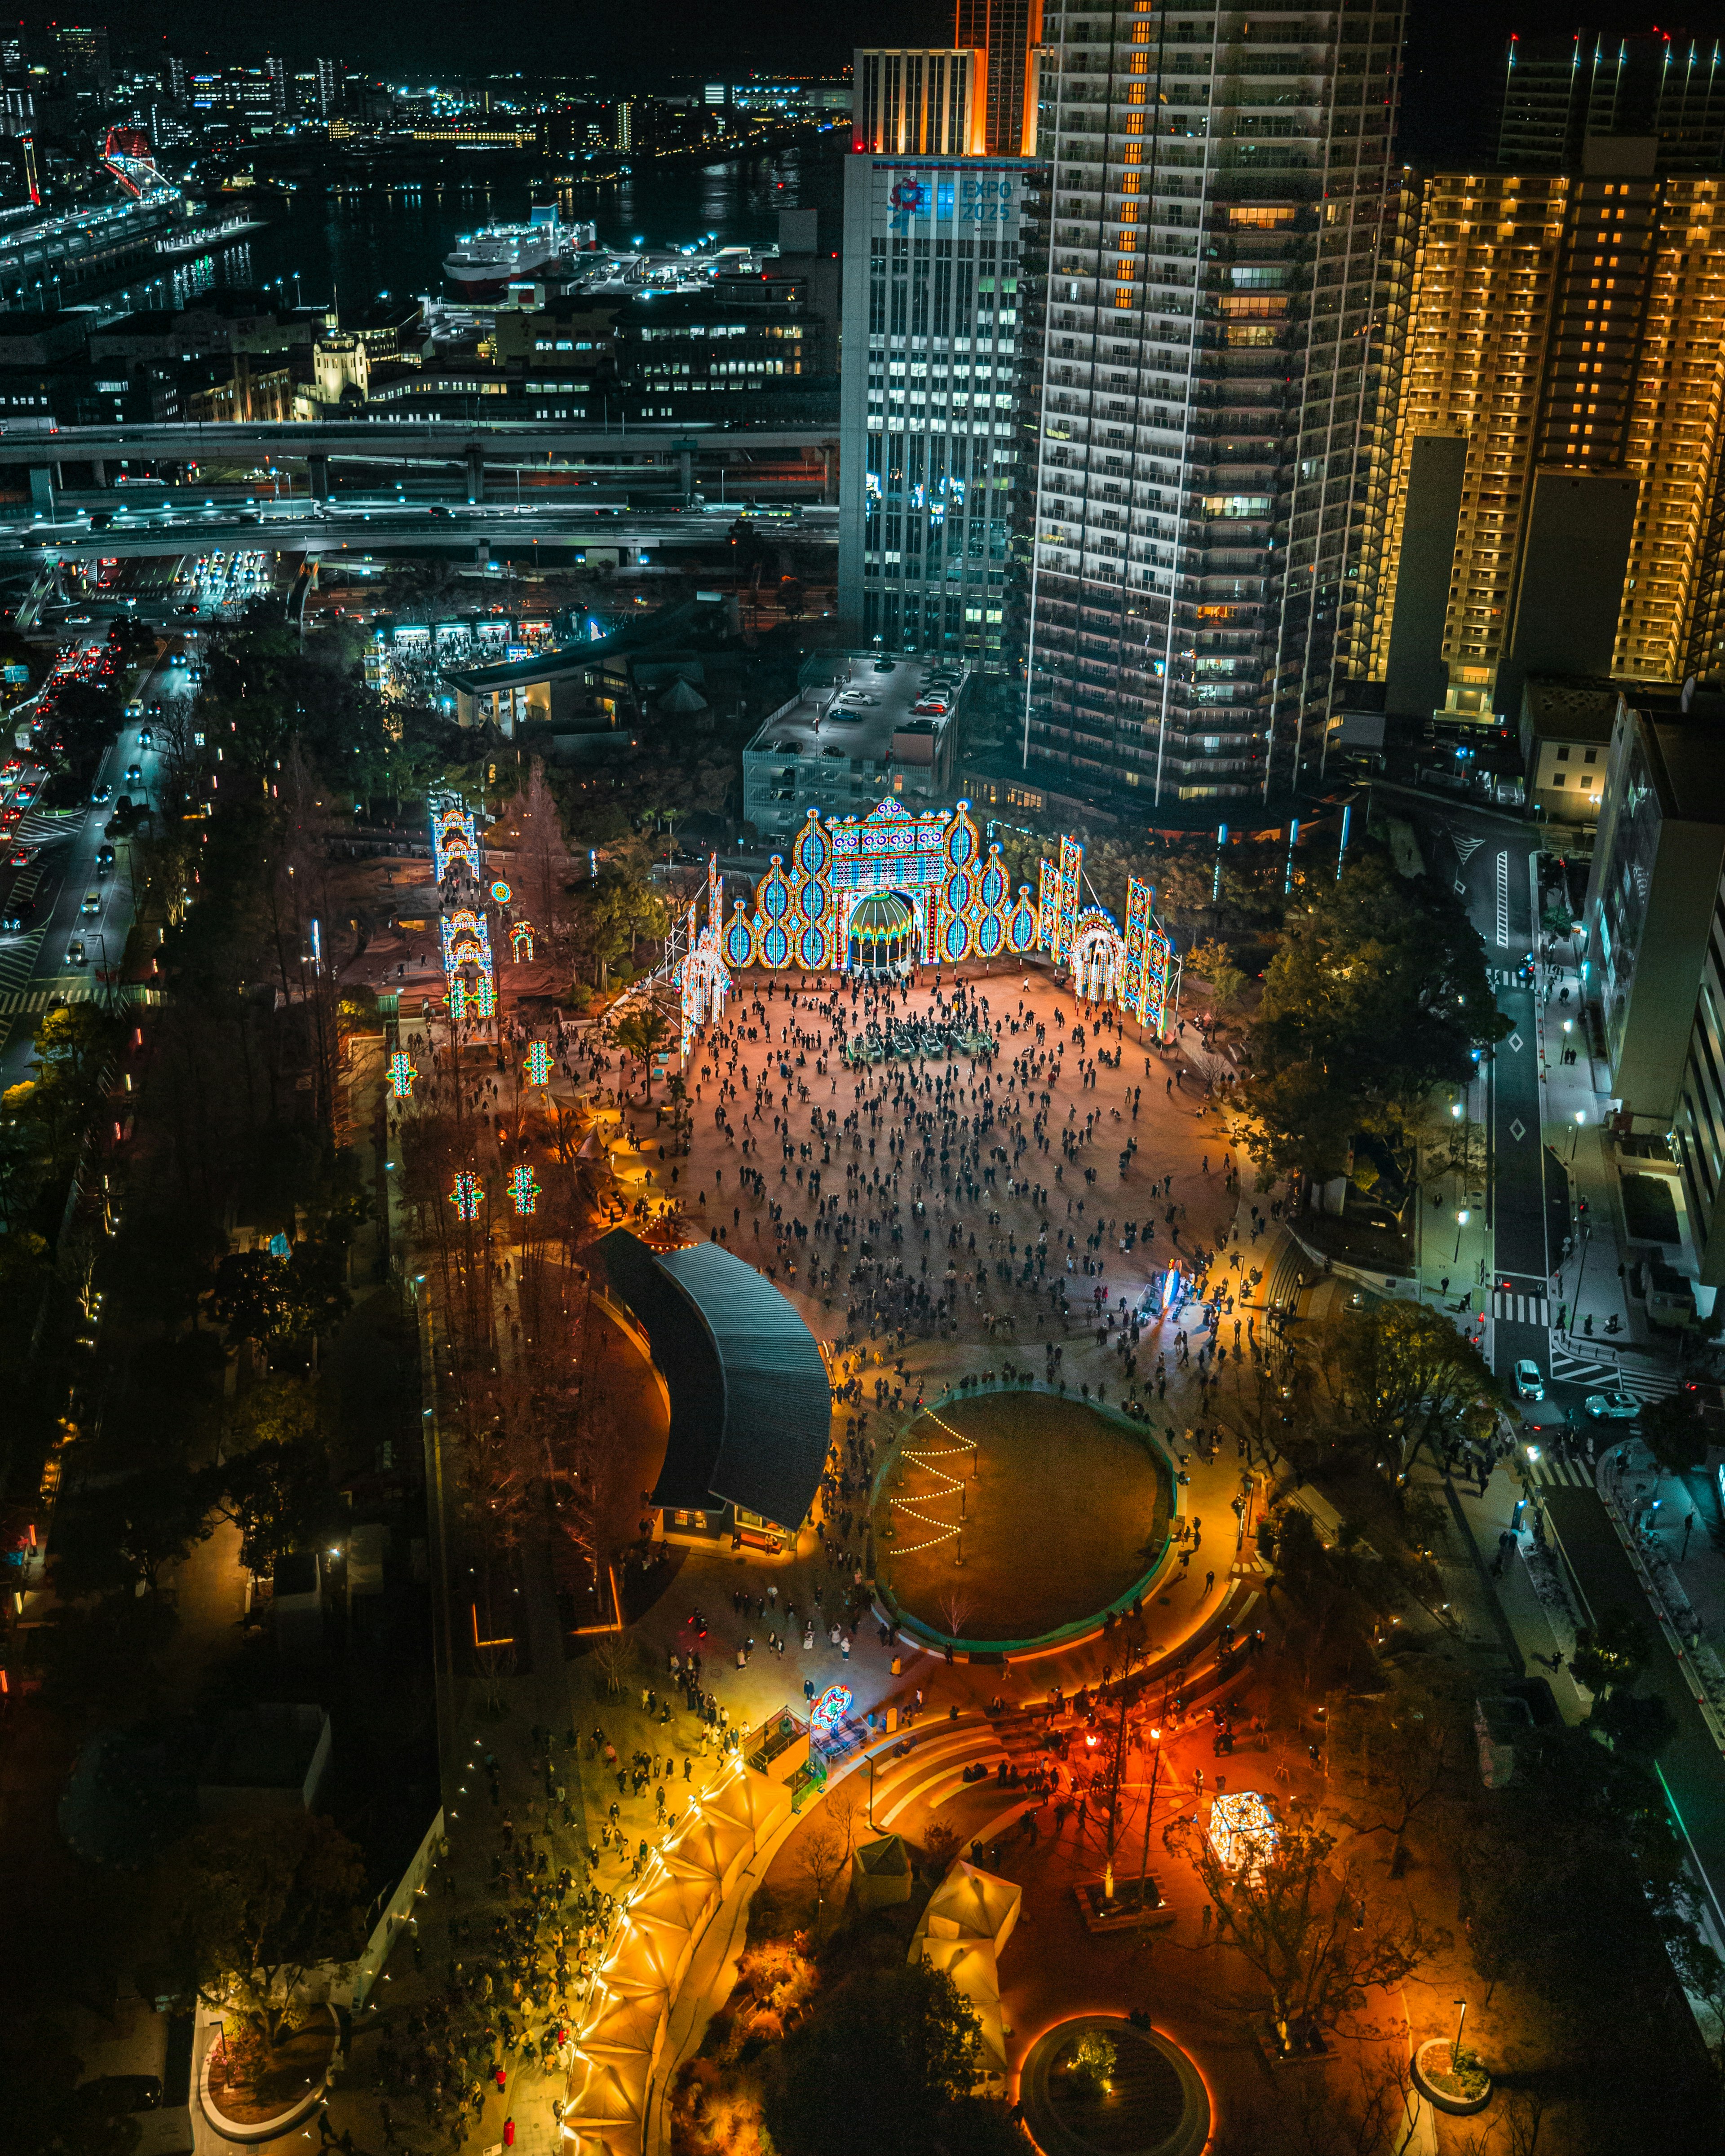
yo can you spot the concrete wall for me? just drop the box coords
[1498,469,1639,721]
[1383,433,1466,720]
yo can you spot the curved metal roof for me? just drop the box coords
[590,1229,830,1532]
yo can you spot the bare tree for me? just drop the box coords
[937,1584,975,1642]
[826,1774,871,1857]
[1169,1816,1445,2055]
[590,1626,637,1697]
[795,1813,847,1933]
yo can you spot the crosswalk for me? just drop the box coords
[0,978,111,1014]
[1547,1347,1683,1402]
[0,928,46,994]
[1524,1449,1598,1490]
[1493,1290,1552,1326]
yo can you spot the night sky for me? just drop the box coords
[99,0,1682,163]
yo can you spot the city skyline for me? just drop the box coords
[27,0,1699,162]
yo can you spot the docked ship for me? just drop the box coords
[442,206,596,296]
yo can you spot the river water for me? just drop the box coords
[131,135,849,319]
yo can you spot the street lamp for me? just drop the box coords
[1455,1207,1469,1263]
[1570,1107,1586,1161]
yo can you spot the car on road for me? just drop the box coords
[90,782,112,804]
[1514,1359,1545,1402]
[80,889,101,915]
[66,936,86,964]
[1585,1390,1641,1421]
[8,846,29,867]
[0,897,31,930]
[124,762,142,782]
[95,843,114,873]
[137,726,152,747]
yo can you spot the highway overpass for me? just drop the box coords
[0,418,840,504]
[0,498,839,564]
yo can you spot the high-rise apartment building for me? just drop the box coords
[1495,31,1725,175]
[837,149,1035,669]
[1368,144,1725,725]
[1018,0,1406,809]
[955,0,1042,156]
[854,50,985,159]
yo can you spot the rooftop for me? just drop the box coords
[746,651,969,771]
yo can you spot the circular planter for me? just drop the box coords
[1018,2015,1209,2156]
[199,2006,337,2144]
[1412,2036,1494,2116]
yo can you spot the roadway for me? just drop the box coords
[0,417,838,465]
[0,496,839,567]
[1388,793,1597,1429]
[0,640,185,1084]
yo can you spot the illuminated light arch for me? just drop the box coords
[1070,908,1126,1007]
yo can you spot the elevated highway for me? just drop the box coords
[0,497,838,565]
[0,418,840,505]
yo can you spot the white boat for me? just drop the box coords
[442,206,596,295]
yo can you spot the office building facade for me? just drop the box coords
[838,150,1035,672]
[1018,0,1406,810]
[1368,146,1725,725]
[854,50,985,158]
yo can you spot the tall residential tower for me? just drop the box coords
[1018,0,1405,809]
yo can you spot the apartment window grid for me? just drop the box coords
[838,156,1033,669]
[1367,168,1725,708]
[1019,0,1406,808]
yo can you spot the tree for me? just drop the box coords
[51,1469,210,1601]
[1171,1815,1442,2054]
[149,1812,368,2063]
[1330,1675,1468,1868]
[1570,1604,1651,1698]
[200,1434,332,1576]
[1318,1301,1499,1480]
[1264,1506,1389,1701]
[793,1811,846,1932]
[1637,1388,1711,1476]
[765,1960,990,2156]
[1238,855,1508,1183]
[614,1003,672,1102]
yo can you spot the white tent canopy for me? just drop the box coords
[914,1860,1022,1954]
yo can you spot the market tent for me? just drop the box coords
[617,1904,700,1993]
[628,1864,718,1937]
[916,1861,1022,1953]
[703,1764,793,1844]
[577,1985,668,2070]
[665,1811,755,1898]
[853,1833,912,1910]
[914,1935,1007,2079]
[563,2049,650,2145]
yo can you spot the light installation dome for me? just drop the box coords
[849,890,916,943]
[1208,1790,1278,1876]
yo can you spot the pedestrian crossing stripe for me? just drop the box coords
[1547,1349,1684,1401]
[0,980,124,1013]
[1492,1291,1551,1326]
[1525,1454,1596,1490]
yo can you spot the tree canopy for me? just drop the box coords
[1238,855,1508,1182]
[149,1812,369,2055]
[765,1960,1011,2156]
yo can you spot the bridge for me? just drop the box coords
[0,498,840,566]
[0,418,840,506]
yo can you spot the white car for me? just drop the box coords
[1585,1391,1640,1422]
[1514,1359,1545,1402]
